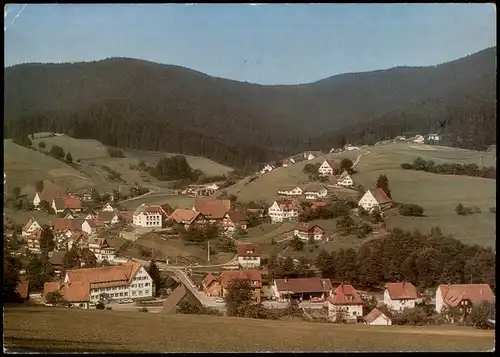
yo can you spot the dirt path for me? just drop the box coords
[352,150,371,168]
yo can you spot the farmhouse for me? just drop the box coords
[318,159,341,176]
[272,277,333,302]
[277,185,303,197]
[268,199,300,223]
[202,273,222,297]
[220,270,262,303]
[193,199,231,224]
[384,282,418,312]
[43,261,154,309]
[303,152,316,161]
[62,210,77,219]
[237,243,261,269]
[260,164,275,174]
[336,171,354,188]
[435,284,495,314]
[358,188,392,213]
[101,203,117,212]
[303,183,328,200]
[22,217,43,237]
[412,135,425,144]
[294,223,325,241]
[169,209,208,229]
[67,232,88,251]
[133,204,163,228]
[118,211,134,223]
[51,196,82,214]
[97,211,120,226]
[88,237,116,262]
[81,219,106,236]
[327,284,363,322]
[364,306,393,326]
[221,210,249,235]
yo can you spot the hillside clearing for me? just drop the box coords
[4,306,493,352]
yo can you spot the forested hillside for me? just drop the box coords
[4,47,496,167]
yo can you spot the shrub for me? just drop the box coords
[399,204,425,217]
[96,302,105,310]
[139,307,149,312]
[400,163,413,170]
[49,145,65,159]
[38,141,46,149]
[106,307,112,310]
[393,307,428,326]
[107,147,125,158]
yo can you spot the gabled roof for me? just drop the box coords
[439,284,495,308]
[52,218,85,231]
[118,211,134,221]
[162,284,188,314]
[277,185,302,192]
[169,209,203,224]
[97,211,117,222]
[329,284,363,305]
[134,204,164,216]
[386,282,418,300]
[194,199,231,219]
[36,183,65,203]
[88,237,112,249]
[303,183,327,193]
[367,188,392,204]
[295,223,324,232]
[66,261,142,286]
[53,196,82,210]
[274,199,300,212]
[22,217,39,232]
[160,203,174,215]
[337,171,351,181]
[310,201,328,208]
[364,306,393,324]
[220,270,262,289]
[202,273,218,288]
[237,243,261,257]
[322,159,340,170]
[274,277,332,294]
[226,209,249,223]
[49,251,67,266]
[84,219,106,229]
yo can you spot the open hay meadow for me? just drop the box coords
[3,306,493,352]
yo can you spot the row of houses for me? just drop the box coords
[260,152,318,174]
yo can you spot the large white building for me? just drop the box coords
[133,204,163,228]
[327,284,363,322]
[383,282,418,312]
[268,199,300,223]
[43,261,154,309]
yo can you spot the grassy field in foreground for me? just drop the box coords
[4,306,493,352]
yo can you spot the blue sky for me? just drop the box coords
[4,3,496,85]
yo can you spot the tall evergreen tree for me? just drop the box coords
[375,174,392,198]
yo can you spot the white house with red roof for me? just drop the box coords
[268,199,300,223]
[435,284,495,314]
[318,159,341,176]
[237,243,261,268]
[327,284,364,322]
[294,223,325,241]
[364,306,393,326]
[220,270,262,303]
[358,188,392,213]
[384,282,418,312]
[133,203,163,228]
[22,217,43,237]
[222,210,249,235]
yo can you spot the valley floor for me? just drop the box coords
[3,306,494,353]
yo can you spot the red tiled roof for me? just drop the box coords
[364,306,393,324]
[310,201,327,208]
[369,188,392,204]
[52,218,85,231]
[274,277,332,294]
[329,284,363,305]
[169,209,202,224]
[85,219,106,228]
[439,284,495,308]
[237,243,261,257]
[53,196,82,210]
[227,209,249,223]
[67,261,142,286]
[119,211,134,221]
[202,273,217,288]
[220,270,262,289]
[194,199,231,219]
[276,199,300,212]
[386,282,418,300]
[15,279,30,299]
[146,205,164,214]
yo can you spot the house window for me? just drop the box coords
[132,291,136,296]
[145,289,150,294]
[124,292,128,296]
[139,290,143,295]
[120,292,124,297]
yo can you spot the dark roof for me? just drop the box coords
[49,251,67,266]
[162,283,202,313]
[237,243,261,257]
[274,278,332,294]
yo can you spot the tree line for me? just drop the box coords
[401,157,496,179]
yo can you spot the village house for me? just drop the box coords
[435,284,495,314]
[67,231,88,251]
[193,199,231,225]
[26,228,43,253]
[33,184,65,209]
[303,152,316,161]
[118,211,134,223]
[87,237,116,262]
[247,208,266,218]
[427,133,440,142]
[169,209,208,229]
[412,134,425,144]
[237,243,261,269]
[384,282,418,312]
[133,204,163,228]
[83,208,98,220]
[327,284,364,323]
[43,261,154,309]
[268,199,300,223]
[309,201,328,211]
[272,277,333,302]
[22,217,43,237]
[303,183,329,200]
[52,218,85,232]
[221,210,249,235]
[294,223,325,241]
[277,185,303,197]
[220,270,262,303]
[358,188,392,213]
[101,203,116,212]
[318,159,341,176]
[97,211,120,226]
[364,306,393,326]
[281,158,296,167]
[51,196,83,214]
[162,283,202,313]
[202,273,222,297]
[336,171,354,188]
[260,163,275,174]
[81,219,106,236]
[48,251,68,275]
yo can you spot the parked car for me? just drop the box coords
[215,298,225,303]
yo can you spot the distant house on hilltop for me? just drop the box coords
[260,164,275,174]
[33,183,65,209]
[318,159,341,176]
[303,183,328,200]
[303,152,316,161]
[358,188,392,213]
